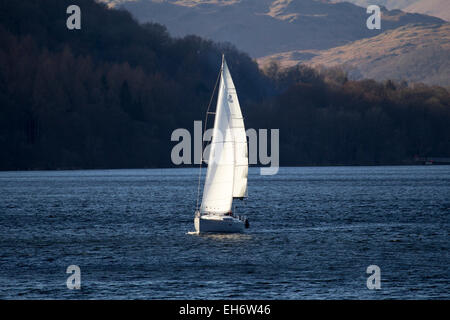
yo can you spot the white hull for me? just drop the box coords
[194,214,245,233]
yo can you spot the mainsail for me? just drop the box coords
[222,59,248,199]
[200,56,248,214]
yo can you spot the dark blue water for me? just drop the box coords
[0,166,449,299]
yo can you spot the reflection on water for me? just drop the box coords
[187,230,253,242]
[197,233,253,242]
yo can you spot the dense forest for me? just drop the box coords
[0,0,449,170]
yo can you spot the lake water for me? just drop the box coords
[0,166,449,299]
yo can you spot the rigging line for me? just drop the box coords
[195,62,222,212]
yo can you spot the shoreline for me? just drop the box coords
[1,163,449,173]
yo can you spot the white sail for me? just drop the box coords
[200,59,235,214]
[222,60,248,198]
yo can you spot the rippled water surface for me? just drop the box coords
[0,166,449,299]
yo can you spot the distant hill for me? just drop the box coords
[103,0,444,57]
[405,0,450,22]
[331,0,417,10]
[258,23,450,86]
[332,0,450,22]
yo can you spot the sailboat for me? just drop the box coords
[194,55,249,233]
